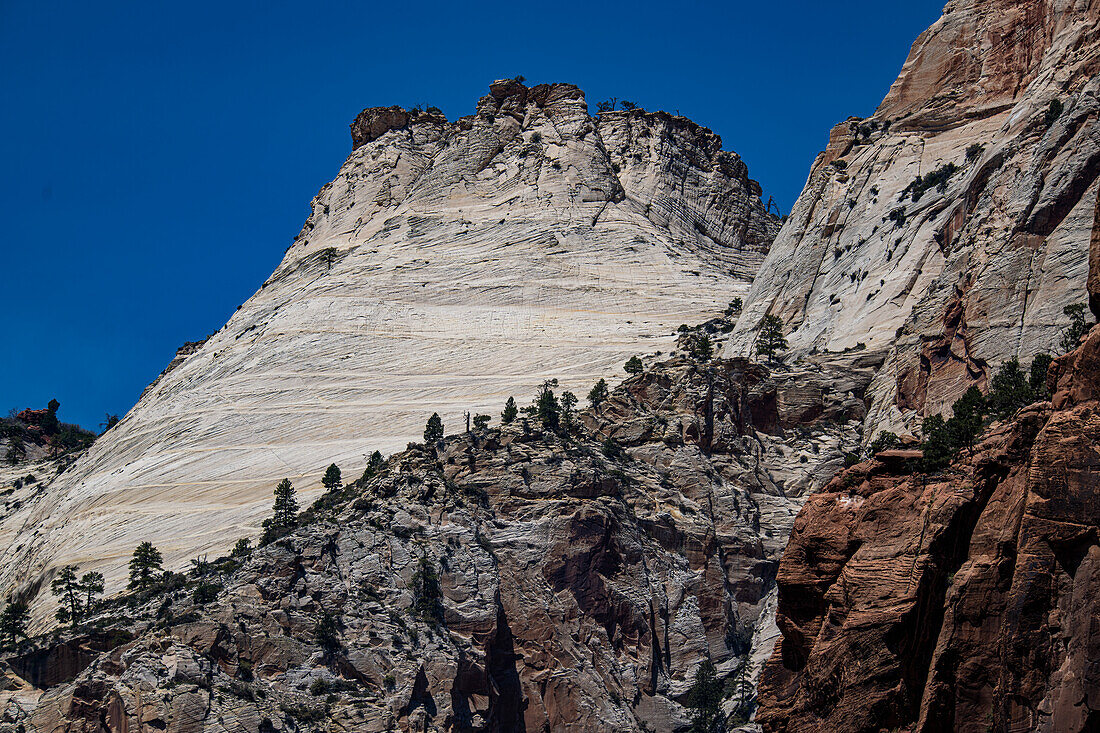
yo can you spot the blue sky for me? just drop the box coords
[0,0,945,430]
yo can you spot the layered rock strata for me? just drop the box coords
[757,322,1100,732]
[1,352,862,732]
[0,81,778,616]
[726,0,1100,439]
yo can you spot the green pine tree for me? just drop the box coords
[1029,354,1054,398]
[755,315,788,362]
[624,356,643,375]
[987,359,1032,419]
[686,659,725,733]
[361,451,384,482]
[560,391,578,435]
[79,571,104,614]
[424,413,444,443]
[128,542,163,590]
[587,379,610,410]
[231,538,253,558]
[51,565,84,625]
[322,463,342,491]
[501,397,518,424]
[411,555,444,623]
[0,600,30,651]
[1061,303,1090,352]
[272,478,298,528]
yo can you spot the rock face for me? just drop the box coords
[756,323,1100,732]
[726,0,1100,439]
[1,353,863,732]
[0,81,778,616]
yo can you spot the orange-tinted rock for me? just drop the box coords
[758,322,1100,731]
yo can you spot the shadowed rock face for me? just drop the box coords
[0,81,779,622]
[1,355,864,733]
[757,323,1100,733]
[726,0,1100,441]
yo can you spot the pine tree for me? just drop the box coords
[473,413,490,430]
[322,463,342,491]
[1030,354,1054,398]
[532,379,560,431]
[950,385,986,452]
[1061,303,1090,352]
[624,356,643,375]
[51,565,84,625]
[315,611,341,653]
[231,538,253,558]
[411,555,444,623]
[128,542,163,590]
[0,600,29,651]
[272,478,298,528]
[361,450,384,482]
[689,334,714,360]
[587,379,610,409]
[988,359,1031,419]
[560,391,578,434]
[501,397,518,424]
[755,315,788,362]
[79,572,104,614]
[686,659,725,733]
[424,413,444,444]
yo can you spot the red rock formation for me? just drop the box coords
[758,325,1100,732]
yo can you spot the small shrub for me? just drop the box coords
[869,431,899,455]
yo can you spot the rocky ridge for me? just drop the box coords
[726,0,1100,440]
[0,81,779,619]
[756,318,1100,732]
[1,346,864,732]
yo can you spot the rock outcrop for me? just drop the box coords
[0,81,779,618]
[757,322,1100,732]
[726,0,1100,440]
[1,352,863,732]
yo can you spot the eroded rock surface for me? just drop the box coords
[757,324,1100,732]
[1,353,861,732]
[726,0,1100,440]
[0,81,778,619]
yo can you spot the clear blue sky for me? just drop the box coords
[0,0,945,430]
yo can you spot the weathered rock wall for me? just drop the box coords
[1,353,863,732]
[726,0,1100,441]
[756,323,1100,732]
[0,81,778,620]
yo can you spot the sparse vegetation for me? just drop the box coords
[424,413,444,444]
[128,542,164,591]
[755,315,788,363]
[869,431,899,456]
[624,356,644,375]
[724,298,742,318]
[902,162,957,202]
[1061,303,1090,352]
[587,379,610,410]
[685,659,724,733]
[410,555,444,623]
[501,397,518,424]
[0,599,29,651]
